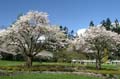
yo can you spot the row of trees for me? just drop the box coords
[89,18,120,34]
[1,11,120,70]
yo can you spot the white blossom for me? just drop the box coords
[0,11,69,67]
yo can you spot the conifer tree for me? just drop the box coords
[89,21,94,27]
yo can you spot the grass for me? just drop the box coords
[0,60,42,66]
[0,60,86,66]
[0,60,120,75]
[0,73,102,79]
[0,60,23,66]
[0,60,120,78]
[0,60,117,69]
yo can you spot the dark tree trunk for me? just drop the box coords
[96,50,101,70]
[96,59,101,70]
[25,56,33,68]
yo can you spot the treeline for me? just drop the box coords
[89,18,120,34]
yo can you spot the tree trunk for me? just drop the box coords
[96,50,101,70]
[25,56,33,68]
[96,59,101,70]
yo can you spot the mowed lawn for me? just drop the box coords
[0,60,118,68]
[0,60,23,66]
[0,60,76,66]
[0,73,102,79]
[0,60,120,79]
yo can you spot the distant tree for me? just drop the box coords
[89,21,94,27]
[68,30,75,40]
[17,13,23,20]
[115,19,119,27]
[63,26,69,36]
[101,20,106,26]
[59,25,63,31]
[105,18,112,30]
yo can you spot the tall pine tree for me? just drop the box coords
[89,21,94,27]
[101,20,106,26]
[115,19,119,27]
[105,18,111,30]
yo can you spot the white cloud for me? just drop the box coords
[0,29,6,36]
[0,29,6,33]
[77,28,86,36]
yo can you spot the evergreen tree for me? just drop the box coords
[111,19,120,34]
[59,25,63,31]
[105,18,111,30]
[63,26,68,35]
[89,21,94,27]
[101,20,106,26]
[115,19,119,27]
[68,30,74,40]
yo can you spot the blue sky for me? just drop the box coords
[0,0,120,32]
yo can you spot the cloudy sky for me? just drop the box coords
[0,0,120,33]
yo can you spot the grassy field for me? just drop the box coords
[0,73,102,79]
[0,60,118,67]
[0,60,78,66]
[0,60,120,78]
[0,60,23,66]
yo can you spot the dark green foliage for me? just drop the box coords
[59,25,63,31]
[63,26,69,35]
[59,25,75,40]
[112,19,120,34]
[68,30,75,40]
[89,21,94,27]
[101,18,120,34]
[101,20,106,26]
[53,50,86,63]
[100,18,120,60]
[115,19,119,27]
[13,54,24,61]
[1,52,14,60]
[106,18,111,27]
[102,18,112,30]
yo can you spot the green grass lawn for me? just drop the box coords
[0,60,117,69]
[0,60,73,66]
[0,60,23,66]
[0,73,102,79]
[0,60,120,76]
[0,60,41,66]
